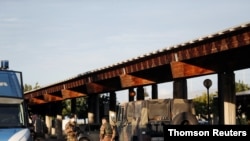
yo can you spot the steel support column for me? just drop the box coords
[152,84,158,99]
[173,79,187,99]
[218,72,236,125]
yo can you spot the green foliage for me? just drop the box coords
[193,80,249,119]
[235,80,250,92]
[33,82,40,89]
[76,97,88,118]
[62,97,88,118]
[193,92,217,119]
[24,84,32,92]
[23,82,40,92]
[62,99,71,117]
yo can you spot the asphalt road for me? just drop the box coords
[34,136,66,141]
[35,138,66,141]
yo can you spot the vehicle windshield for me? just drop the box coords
[0,71,23,98]
[0,104,25,128]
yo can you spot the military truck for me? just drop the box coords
[72,97,198,141]
[0,60,33,141]
[113,98,198,141]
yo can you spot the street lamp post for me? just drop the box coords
[203,79,212,125]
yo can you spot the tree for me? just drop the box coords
[33,82,40,89]
[193,92,217,120]
[75,97,88,118]
[61,97,88,119]
[193,80,250,121]
[235,80,250,92]
[24,84,33,92]
[23,82,40,92]
[62,99,71,117]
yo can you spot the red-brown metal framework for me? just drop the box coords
[24,22,250,105]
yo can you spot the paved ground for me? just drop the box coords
[35,137,66,141]
[34,135,66,141]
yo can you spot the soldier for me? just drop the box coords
[65,114,77,141]
[100,117,116,141]
[32,114,47,141]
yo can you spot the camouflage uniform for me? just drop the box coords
[65,120,77,141]
[32,114,46,140]
[100,122,116,141]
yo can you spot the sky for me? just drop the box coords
[0,0,250,103]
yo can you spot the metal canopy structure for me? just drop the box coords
[24,22,250,105]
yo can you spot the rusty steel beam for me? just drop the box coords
[29,97,46,105]
[24,91,44,100]
[85,82,116,94]
[176,31,250,61]
[64,79,85,89]
[43,93,63,102]
[119,74,155,88]
[61,89,86,99]
[170,61,215,79]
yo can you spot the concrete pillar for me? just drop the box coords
[87,95,99,124]
[136,86,144,100]
[109,92,116,125]
[55,102,63,139]
[45,115,52,137]
[46,102,63,139]
[152,84,158,99]
[95,95,100,124]
[218,72,236,125]
[87,95,95,124]
[55,115,63,139]
[173,79,187,99]
[109,92,116,112]
[45,103,55,137]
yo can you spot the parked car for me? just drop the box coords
[198,118,208,125]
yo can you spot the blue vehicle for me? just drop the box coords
[0,60,33,141]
